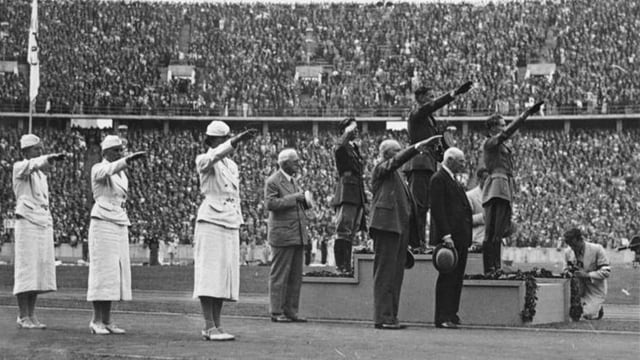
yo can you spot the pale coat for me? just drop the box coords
[466,185,485,246]
[564,242,611,318]
[12,156,57,295]
[87,158,132,301]
[193,140,243,300]
[195,141,243,228]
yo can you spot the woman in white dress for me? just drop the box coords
[87,135,145,335]
[12,134,66,329]
[193,121,256,341]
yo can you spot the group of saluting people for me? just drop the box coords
[10,82,610,339]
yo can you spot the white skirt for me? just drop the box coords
[87,219,132,301]
[13,219,57,295]
[193,221,239,301]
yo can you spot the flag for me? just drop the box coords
[28,0,39,106]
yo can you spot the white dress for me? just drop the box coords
[193,141,243,301]
[12,155,57,295]
[87,158,132,301]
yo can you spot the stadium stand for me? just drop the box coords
[0,0,638,115]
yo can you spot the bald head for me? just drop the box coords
[277,148,298,165]
[278,148,300,176]
[379,139,401,160]
[443,147,465,174]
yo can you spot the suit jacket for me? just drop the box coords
[369,146,424,247]
[429,168,472,248]
[331,139,366,207]
[482,134,516,204]
[90,158,130,226]
[195,141,244,229]
[13,155,53,227]
[405,93,454,172]
[265,170,309,247]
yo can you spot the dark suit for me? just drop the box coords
[369,146,424,326]
[265,170,309,318]
[481,133,516,273]
[404,93,455,240]
[429,167,472,326]
[332,137,367,272]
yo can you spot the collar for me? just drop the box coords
[279,168,293,182]
[442,164,455,180]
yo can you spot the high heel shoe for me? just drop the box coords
[202,327,235,341]
[17,317,36,329]
[89,322,110,335]
[104,323,126,334]
[30,317,47,329]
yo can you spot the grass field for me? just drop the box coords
[1,262,638,304]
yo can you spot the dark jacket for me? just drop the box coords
[331,140,366,207]
[429,168,472,248]
[265,170,309,247]
[405,93,454,172]
[369,146,424,248]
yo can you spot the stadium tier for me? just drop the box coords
[0,0,638,116]
[1,125,638,249]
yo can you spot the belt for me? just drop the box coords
[98,198,126,209]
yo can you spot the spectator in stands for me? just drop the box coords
[563,228,611,320]
[192,121,257,341]
[13,134,66,329]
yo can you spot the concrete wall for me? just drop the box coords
[0,243,634,265]
[301,254,570,325]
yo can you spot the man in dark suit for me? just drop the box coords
[369,139,429,330]
[405,82,473,242]
[482,102,543,273]
[265,148,309,323]
[331,117,367,273]
[430,147,472,329]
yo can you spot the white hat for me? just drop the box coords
[206,121,230,137]
[20,134,41,149]
[101,135,123,151]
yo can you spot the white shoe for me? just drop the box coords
[17,317,36,329]
[105,323,126,334]
[89,322,110,335]
[30,318,47,329]
[202,327,235,341]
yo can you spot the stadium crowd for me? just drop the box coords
[0,0,638,116]
[1,124,638,250]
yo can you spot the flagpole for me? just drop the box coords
[27,0,38,134]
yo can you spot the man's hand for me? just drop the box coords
[231,128,258,147]
[294,191,306,202]
[443,235,454,248]
[454,81,474,96]
[526,101,544,116]
[48,153,67,162]
[125,151,146,164]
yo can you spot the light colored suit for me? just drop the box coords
[193,141,242,300]
[265,169,309,317]
[87,158,132,301]
[12,156,56,295]
[466,185,485,247]
[564,242,611,319]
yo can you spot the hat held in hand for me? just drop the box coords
[432,244,458,274]
[303,190,315,209]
